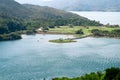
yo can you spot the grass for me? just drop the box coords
[49,38,76,43]
[49,26,120,35]
[47,26,120,43]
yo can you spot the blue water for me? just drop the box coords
[0,34,120,80]
[71,11,120,25]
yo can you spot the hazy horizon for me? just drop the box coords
[15,0,53,5]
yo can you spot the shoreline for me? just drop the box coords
[37,31,120,40]
[1,30,120,42]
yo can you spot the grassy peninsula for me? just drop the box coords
[39,26,120,43]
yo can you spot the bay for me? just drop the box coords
[0,34,120,80]
[71,11,120,25]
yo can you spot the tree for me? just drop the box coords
[42,27,49,32]
[104,67,120,80]
[75,29,84,34]
[0,26,8,34]
[49,25,55,28]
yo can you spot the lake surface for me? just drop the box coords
[0,34,120,80]
[71,11,120,25]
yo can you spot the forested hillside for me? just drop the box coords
[23,4,102,27]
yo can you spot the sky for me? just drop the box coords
[15,0,53,4]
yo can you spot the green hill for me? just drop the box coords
[23,4,83,19]
[0,0,84,19]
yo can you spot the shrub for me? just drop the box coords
[75,29,84,34]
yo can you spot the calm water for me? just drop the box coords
[71,11,120,25]
[0,34,120,80]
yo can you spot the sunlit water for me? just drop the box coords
[0,34,120,80]
[71,11,120,25]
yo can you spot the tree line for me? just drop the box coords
[53,67,120,80]
[91,29,120,38]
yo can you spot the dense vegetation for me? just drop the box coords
[0,14,25,41]
[0,33,21,41]
[91,29,120,38]
[0,14,26,34]
[53,67,120,80]
[75,29,84,34]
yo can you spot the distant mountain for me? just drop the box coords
[34,0,120,11]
